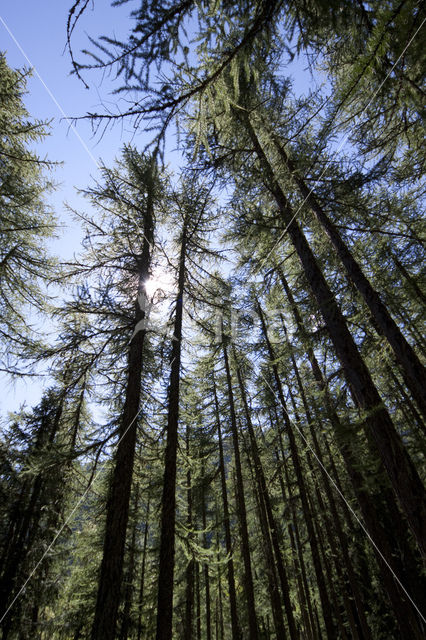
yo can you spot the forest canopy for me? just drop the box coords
[0,2,425,639]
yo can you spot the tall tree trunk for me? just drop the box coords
[155,222,187,640]
[184,424,194,640]
[244,447,287,640]
[243,115,426,559]
[286,358,358,638]
[196,563,202,640]
[214,502,225,640]
[386,366,426,440]
[308,497,349,640]
[0,396,65,634]
[257,299,337,639]
[201,466,212,640]
[268,127,426,418]
[120,483,140,640]
[233,350,299,639]
[212,376,241,640]
[391,252,426,306]
[136,493,151,640]
[270,429,319,640]
[279,269,426,637]
[221,338,259,640]
[91,171,155,640]
[285,325,372,640]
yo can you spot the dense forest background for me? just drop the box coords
[0,1,425,639]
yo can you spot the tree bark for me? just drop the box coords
[285,326,371,640]
[136,493,151,640]
[257,299,338,639]
[243,116,426,559]
[91,169,154,640]
[119,483,140,640]
[268,126,426,418]
[184,425,194,640]
[201,465,212,640]
[155,222,187,640]
[222,339,259,640]
[270,428,319,640]
[212,376,242,640]
[233,350,299,639]
[279,269,426,637]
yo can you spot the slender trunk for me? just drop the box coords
[391,252,426,307]
[279,269,426,637]
[120,483,140,640]
[212,377,241,640]
[286,329,371,640]
[201,467,212,640]
[269,128,426,418]
[196,563,201,640]
[214,503,225,640]
[244,116,426,558]
[136,494,151,640]
[309,499,349,640]
[244,448,287,639]
[387,365,426,440]
[184,425,194,640]
[391,302,426,358]
[257,299,337,639]
[271,438,318,640]
[222,339,259,640]
[233,351,299,639]
[155,223,187,640]
[273,412,321,640]
[286,355,359,639]
[92,178,154,640]
[0,398,64,631]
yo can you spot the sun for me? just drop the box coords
[144,271,174,298]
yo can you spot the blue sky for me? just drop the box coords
[0,2,319,417]
[0,1,140,414]
[1,1,148,250]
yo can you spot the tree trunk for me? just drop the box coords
[119,483,140,640]
[279,269,426,637]
[269,128,426,418]
[201,466,212,640]
[184,425,194,640]
[196,563,201,640]
[233,350,299,639]
[286,327,371,640]
[214,502,225,640]
[257,299,337,639]
[222,338,259,640]
[212,376,241,640]
[91,172,154,640]
[244,447,287,639]
[155,222,187,640]
[391,252,426,306]
[243,116,426,559]
[271,431,319,640]
[0,396,64,634]
[136,493,151,640]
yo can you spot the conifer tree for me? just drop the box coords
[88,149,158,640]
[0,351,90,638]
[2,4,425,637]
[156,177,215,640]
[0,53,56,372]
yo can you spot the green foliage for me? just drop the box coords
[1,3,425,638]
[0,54,57,371]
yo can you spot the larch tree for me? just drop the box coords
[1,2,425,638]
[0,53,57,372]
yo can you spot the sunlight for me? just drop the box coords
[144,272,175,298]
